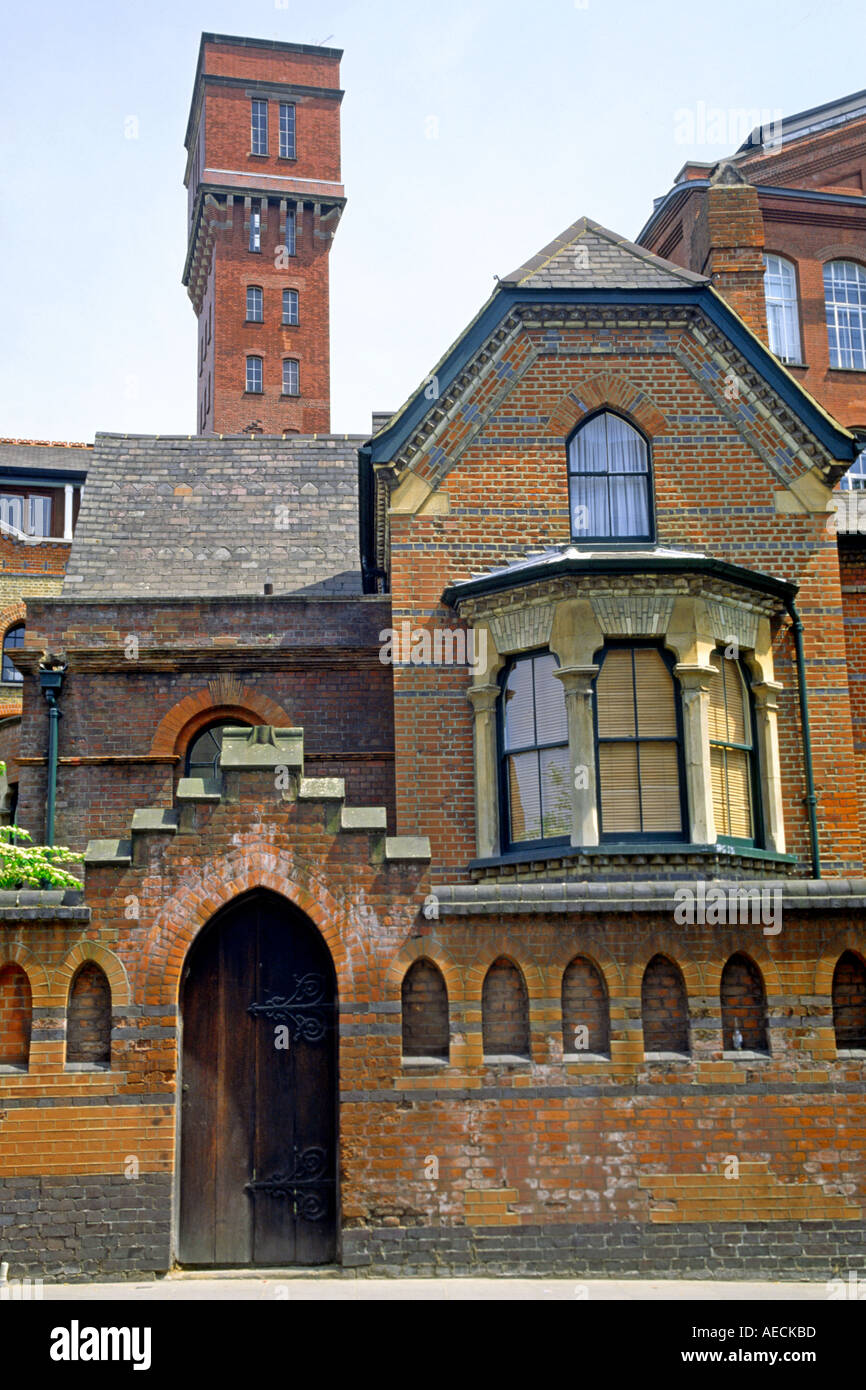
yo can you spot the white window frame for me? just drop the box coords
[763,254,802,364]
[251,100,268,156]
[279,103,296,159]
[282,359,300,397]
[282,288,299,326]
[246,356,263,394]
[824,260,866,371]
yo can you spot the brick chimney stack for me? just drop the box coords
[694,163,768,344]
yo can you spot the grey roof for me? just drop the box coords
[64,433,365,599]
[500,216,708,290]
[0,442,90,478]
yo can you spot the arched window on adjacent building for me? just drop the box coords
[246,355,263,393]
[500,651,570,850]
[482,957,530,1060]
[401,959,449,1061]
[642,954,690,1055]
[66,963,111,1067]
[185,721,251,781]
[0,963,32,1069]
[763,254,802,364]
[246,285,263,322]
[567,411,652,542]
[562,956,610,1057]
[832,951,866,1050]
[824,260,866,371]
[594,645,685,839]
[708,650,758,845]
[1,624,24,684]
[720,953,769,1053]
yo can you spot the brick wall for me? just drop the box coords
[401,960,449,1059]
[0,963,31,1066]
[720,952,769,1052]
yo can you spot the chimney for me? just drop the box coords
[695,163,768,344]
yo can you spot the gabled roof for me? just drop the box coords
[500,216,708,290]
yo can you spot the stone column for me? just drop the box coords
[751,679,786,853]
[674,663,717,845]
[466,683,501,859]
[553,665,600,848]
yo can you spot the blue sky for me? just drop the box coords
[0,0,863,440]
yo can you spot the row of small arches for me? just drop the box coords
[0,962,110,1070]
[401,951,866,1061]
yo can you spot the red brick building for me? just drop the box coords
[1,49,865,1281]
[184,33,345,436]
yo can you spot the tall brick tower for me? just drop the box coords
[183,33,345,435]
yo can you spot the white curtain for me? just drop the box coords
[569,412,649,538]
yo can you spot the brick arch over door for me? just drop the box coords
[548,372,668,440]
[149,685,292,757]
[140,851,353,1009]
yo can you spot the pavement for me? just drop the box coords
[4,1275,841,1300]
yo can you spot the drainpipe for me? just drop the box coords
[786,601,820,879]
[38,663,66,847]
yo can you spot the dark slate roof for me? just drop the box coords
[64,434,365,599]
[500,216,708,289]
[0,441,91,478]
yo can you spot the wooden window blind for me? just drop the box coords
[708,652,753,840]
[596,647,682,836]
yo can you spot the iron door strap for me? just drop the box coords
[244,1146,334,1221]
[246,971,334,1042]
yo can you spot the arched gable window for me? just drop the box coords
[0,963,32,1069]
[482,957,530,1059]
[67,962,111,1067]
[708,650,758,844]
[2,624,24,684]
[401,959,449,1060]
[562,956,610,1057]
[185,720,251,780]
[499,651,570,849]
[824,260,866,371]
[567,411,652,542]
[720,953,769,1053]
[594,645,685,839]
[642,954,690,1055]
[832,951,866,1050]
[763,254,802,364]
[840,443,866,491]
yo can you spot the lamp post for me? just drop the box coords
[38,663,66,847]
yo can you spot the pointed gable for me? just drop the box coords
[500,216,708,290]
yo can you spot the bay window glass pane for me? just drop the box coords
[599,743,640,832]
[540,745,571,837]
[508,752,542,842]
[638,741,681,831]
[533,653,567,744]
[725,749,753,839]
[596,649,635,737]
[503,659,535,749]
[634,649,677,737]
[570,474,608,537]
[609,475,649,538]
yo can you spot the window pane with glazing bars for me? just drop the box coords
[251,100,268,155]
[282,289,299,325]
[279,103,296,158]
[249,206,261,253]
[502,653,570,845]
[763,254,801,363]
[282,359,299,396]
[246,356,263,393]
[568,412,651,540]
[595,647,682,836]
[824,260,866,370]
[708,652,754,839]
[2,624,24,684]
[246,286,263,322]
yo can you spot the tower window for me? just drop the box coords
[282,359,300,397]
[282,289,299,326]
[251,99,268,156]
[284,207,297,257]
[279,103,296,159]
[246,356,263,394]
[246,286,263,323]
[249,204,261,254]
[567,411,652,541]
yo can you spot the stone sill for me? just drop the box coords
[469,842,798,880]
[835,1048,866,1058]
[0,1063,27,1074]
[643,1052,691,1063]
[401,1057,449,1068]
[562,1052,611,1063]
[64,1063,112,1073]
[483,1055,531,1067]
[722,1050,771,1061]
[434,877,866,916]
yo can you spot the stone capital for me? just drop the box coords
[466,682,500,714]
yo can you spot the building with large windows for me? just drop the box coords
[1,46,865,1281]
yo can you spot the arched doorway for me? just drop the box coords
[178,889,338,1266]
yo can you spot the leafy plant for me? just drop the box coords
[0,761,83,890]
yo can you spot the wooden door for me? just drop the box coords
[178,891,337,1266]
